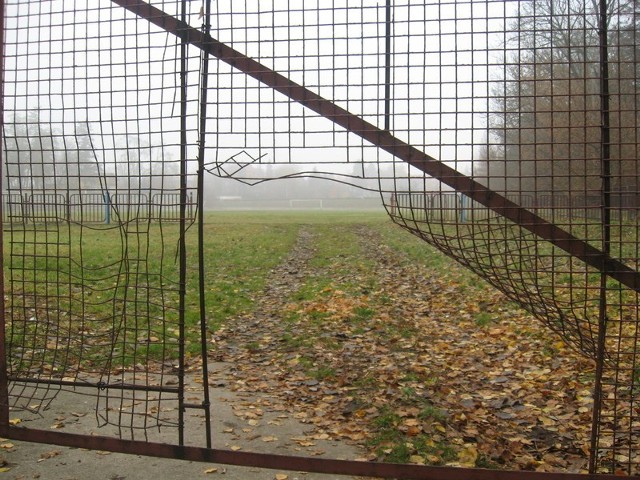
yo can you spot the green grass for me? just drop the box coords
[5,210,482,372]
[418,404,449,423]
[5,212,307,368]
[8,208,622,373]
[474,312,493,327]
[366,406,456,465]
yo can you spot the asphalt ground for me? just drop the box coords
[0,362,366,480]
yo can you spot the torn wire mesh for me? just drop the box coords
[2,1,202,440]
[197,0,640,473]
[2,0,640,475]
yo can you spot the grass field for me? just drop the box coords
[4,210,605,469]
[4,210,491,368]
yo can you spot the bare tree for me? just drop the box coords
[486,0,639,197]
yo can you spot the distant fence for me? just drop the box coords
[2,192,195,224]
[392,192,639,223]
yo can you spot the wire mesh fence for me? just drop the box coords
[2,0,206,444]
[1,192,194,224]
[1,0,639,477]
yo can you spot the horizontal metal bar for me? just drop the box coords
[9,377,180,394]
[182,402,208,409]
[111,0,640,293]
[3,427,633,480]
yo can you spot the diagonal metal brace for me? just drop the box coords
[111,0,640,293]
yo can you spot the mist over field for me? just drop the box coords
[203,173,384,211]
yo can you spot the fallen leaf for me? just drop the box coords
[38,450,61,462]
[458,445,478,467]
[207,223,600,472]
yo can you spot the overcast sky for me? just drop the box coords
[4,0,517,193]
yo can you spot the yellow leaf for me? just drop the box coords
[204,467,218,474]
[275,475,288,480]
[538,416,556,426]
[458,445,478,467]
[409,455,425,465]
[288,357,300,367]
[8,418,21,426]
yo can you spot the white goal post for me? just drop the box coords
[289,199,324,209]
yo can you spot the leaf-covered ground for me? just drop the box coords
[210,222,596,473]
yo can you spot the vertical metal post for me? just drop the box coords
[589,0,611,473]
[197,0,213,449]
[177,0,189,447]
[383,0,392,132]
[104,190,111,224]
[0,0,9,432]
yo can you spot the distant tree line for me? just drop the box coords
[479,0,639,198]
[3,111,182,195]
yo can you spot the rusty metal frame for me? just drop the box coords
[0,0,8,438]
[1,1,639,479]
[2,428,632,480]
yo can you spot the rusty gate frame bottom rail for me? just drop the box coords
[1,427,634,480]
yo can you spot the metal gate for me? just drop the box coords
[1,0,639,478]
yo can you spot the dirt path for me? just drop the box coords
[212,226,318,362]
[211,223,595,473]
